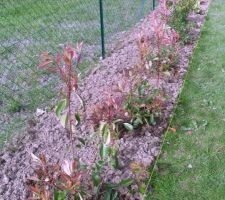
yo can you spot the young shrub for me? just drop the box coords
[38,43,84,152]
[133,1,180,87]
[28,152,133,200]
[90,109,134,198]
[150,19,179,71]
[136,34,151,72]
[91,157,133,200]
[90,123,133,199]
[169,0,199,43]
[150,11,180,72]
[90,96,126,129]
[27,153,86,200]
[92,152,148,199]
[123,80,165,130]
[90,97,127,171]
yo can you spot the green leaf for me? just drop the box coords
[92,172,101,187]
[99,122,110,139]
[103,128,111,145]
[105,179,133,189]
[138,85,145,96]
[93,186,100,198]
[138,80,149,96]
[149,114,156,125]
[78,137,86,145]
[100,144,109,159]
[109,156,119,169]
[96,160,104,171]
[118,179,133,187]
[74,194,80,200]
[133,117,143,128]
[104,189,112,200]
[99,122,111,145]
[54,190,67,200]
[123,123,134,131]
[111,147,117,157]
[139,183,146,194]
[55,99,67,117]
[111,191,119,200]
[75,113,81,126]
[104,190,119,200]
[59,113,68,128]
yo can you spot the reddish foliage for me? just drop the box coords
[90,96,128,127]
[27,154,85,199]
[38,43,83,145]
[38,43,83,93]
[149,2,180,86]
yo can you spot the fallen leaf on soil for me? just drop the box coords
[168,127,176,133]
[163,71,171,77]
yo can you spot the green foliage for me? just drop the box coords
[99,122,119,169]
[91,156,133,200]
[92,162,133,200]
[90,81,165,137]
[169,0,199,42]
[55,99,67,117]
[124,81,165,129]
[103,179,133,200]
[90,122,134,200]
[54,190,67,200]
[123,123,134,131]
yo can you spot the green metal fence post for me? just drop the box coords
[153,0,156,10]
[138,0,146,20]
[99,0,105,59]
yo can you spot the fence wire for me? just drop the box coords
[0,0,156,148]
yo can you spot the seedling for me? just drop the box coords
[38,43,84,153]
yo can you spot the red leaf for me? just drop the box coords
[56,53,61,65]
[46,67,58,73]
[38,61,53,69]
[63,50,72,66]
[29,185,40,194]
[59,67,67,82]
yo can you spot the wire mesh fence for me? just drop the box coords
[0,0,156,148]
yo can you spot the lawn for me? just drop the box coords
[0,0,153,147]
[146,0,225,199]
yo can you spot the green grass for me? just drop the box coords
[0,0,154,147]
[146,0,225,199]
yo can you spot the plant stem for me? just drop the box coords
[68,63,75,157]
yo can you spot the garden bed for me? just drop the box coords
[0,1,209,199]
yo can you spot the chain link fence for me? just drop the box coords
[0,0,156,148]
